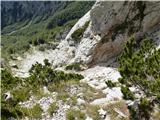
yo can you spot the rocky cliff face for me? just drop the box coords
[88,1,160,65]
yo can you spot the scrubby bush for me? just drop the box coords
[119,37,160,97]
[118,78,126,84]
[128,106,137,120]
[66,109,86,120]
[32,38,46,46]
[121,86,135,100]
[71,21,90,42]
[1,69,24,119]
[118,37,160,119]
[138,98,153,120]
[12,88,30,102]
[39,46,45,51]
[48,102,57,116]
[65,63,82,71]
[19,104,43,119]
[57,92,70,102]
[105,80,116,88]
[44,59,51,66]
[1,69,20,91]
[1,98,23,120]
[28,59,84,86]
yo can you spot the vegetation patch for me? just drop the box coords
[69,96,78,106]
[66,109,86,120]
[118,37,160,119]
[85,104,101,120]
[1,59,84,119]
[121,86,135,100]
[18,104,43,119]
[71,21,90,42]
[28,59,84,86]
[48,102,58,116]
[105,80,116,88]
[102,101,129,120]
[47,1,94,29]
[57,92,70,102]
[65,63,82,71]
[82,83,106,102]
[12,88,30,102]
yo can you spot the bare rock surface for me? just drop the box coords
[90,1,160,64]
[52,100,70,120]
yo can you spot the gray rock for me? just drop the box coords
[89,1,160,64]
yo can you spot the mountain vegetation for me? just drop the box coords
[1,59,84,119]
[118,37,160,119]
[1,1,94,61]
[71,21,90,42]
[1,1,160,120]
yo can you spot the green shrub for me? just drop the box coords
[105,80,116,88]
[19,104,43,119]
[71,21,90,42]
[70,96,77,106]
[32,38,46,46]
[28,60,84,86]
[66,109,86,120]
[12,88,30,102]
[1,99,23,119]
[138,98,153,120]
[121,86,135,100]
[65,63,82,71]
[48,102,57,116]
[86,104,101,120]
[128,106,137,120]
[118,78,126,84]
[118,37,160,104]
[57,92,70,102]
[38,46,45,51]
[1,69,20,91]
[44,59,51,66]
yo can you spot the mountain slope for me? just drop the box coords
[1,1,68,28]
[1,1,160,120]
[1,1,94,62]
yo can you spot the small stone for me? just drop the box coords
[77,98,85,105]
[98,108,107,118]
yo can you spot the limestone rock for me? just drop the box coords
[77,98,85,105]
[4,91,12,101]
[98,108,107,118]
[90,1,160,64]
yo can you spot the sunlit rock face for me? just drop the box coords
[89,1,160,65]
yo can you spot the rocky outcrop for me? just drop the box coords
[89,1,160,65]
[62,1,160,66]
